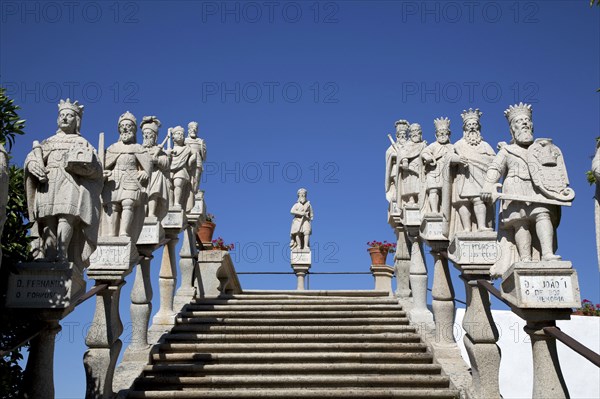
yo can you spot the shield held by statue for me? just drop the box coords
[526,138,575,204]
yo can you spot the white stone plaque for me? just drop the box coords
[454,241,499,264]
[291,250,311,265]
[517,274,580,308]
[163,209,184,229]
[137,222,162,245]
[5,262,85,308]
[404,207,421,226]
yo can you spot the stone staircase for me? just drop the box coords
[126,290,460,398]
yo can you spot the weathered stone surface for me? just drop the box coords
[447,231,499,266]
[5,261,85,308]
[501,261,580,309]
[87,236,139,280]
[196,250,242,298]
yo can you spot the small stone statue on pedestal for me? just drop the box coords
[102,111,151,239]
[421,117,454,215]
[168,126,197,212]
[290,188,313,290]
[290,188,313,249]
[399,123,426,206]
[141,116,170,220]
[450,109,496,235]
[185,121,206,192]
[482,103,575,276]
[385,120,409,214]
[24,99,103,266]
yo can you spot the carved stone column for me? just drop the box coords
[430,250,455,346]
[152,232,179,326]
[525,320,569,399]
[449,232,501,399]
[84,282,125,399]
[20,320,61,399]
[84,237,138,399]
[174,223,198,309]
[127,254,153,353]
[394,226,411,298]
[407,233,433,324]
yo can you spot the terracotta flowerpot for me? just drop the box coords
[368,247,388,265]
[197,221,216,244]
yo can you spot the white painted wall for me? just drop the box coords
[454,309,600,399]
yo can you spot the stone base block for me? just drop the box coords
[88,237,139,280]
[419,213,448,242]
[448,231,499,269]
[162,207,185,230]
[501,261,580,309]
[136,218,165,246]
[291,248,311,266]
[402,205,421,227]
[370,264,394,294]
[5,261,85,309]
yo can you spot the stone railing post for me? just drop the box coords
[500,260,580,399]
[84,237,138,399]
[20,320,61,399]
[448,232,501,399]
[389,210,411,298]
[174,222,198,309]
[152,232,179,326]
[370,264,394,295]
[196,250,242,297]
[401,205,433,325]
[421,214,456,350]
[128,255,152,352]
[291,248,311,291]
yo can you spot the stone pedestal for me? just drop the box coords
[84,237,138,399]
[501,261,580,309]
[136,217,165,246]
[406,232,433,326]
[196,250,242,297]
[152,231,179,328]
[449,231,501,399]
[20,320,61,399]
[369,264,394,295]
[174,223,198,310]
[291,248,311,291]
[499,260,579,399]
[161,206,185,230]
[6,261,85,309]
[389,212,411,299]
[420,214,455,351]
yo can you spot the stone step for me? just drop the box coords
[184,304,402,311]
[127,388,460,398]
[142,362,443,376]
[134,374,451,389]
[175,316,410,326]
[151,352,433,364]
[174,310,407,318]
[162,332,422,343]
[171,324,416,334]
[237,290,391,297]
[188,298,401,306]
[157,342,430,353]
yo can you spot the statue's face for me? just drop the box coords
[511,116,534,145]
[142,128,157,148]
[119,120,136,143]
[409,129,422,143]
[298,192,307,204]
[436,130,450,144]
[173,130,185,145]
[188,125,198,138]
[464,120,479,133]
[396,128,407,142]
[57,109,77,134]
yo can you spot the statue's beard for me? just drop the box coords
[143,137,155,148]
[465,131,482,145]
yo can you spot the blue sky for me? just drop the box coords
[1,1,599,397]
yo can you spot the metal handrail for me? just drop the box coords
[477,279,600,368]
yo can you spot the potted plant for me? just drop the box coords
[197,213,216,244]
[211,236,235,251]
[572,299,600,316]
[367,240,396,265]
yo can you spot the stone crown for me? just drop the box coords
[461,108,482,124]
[504,102,532,123]
[58,98,84,117]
